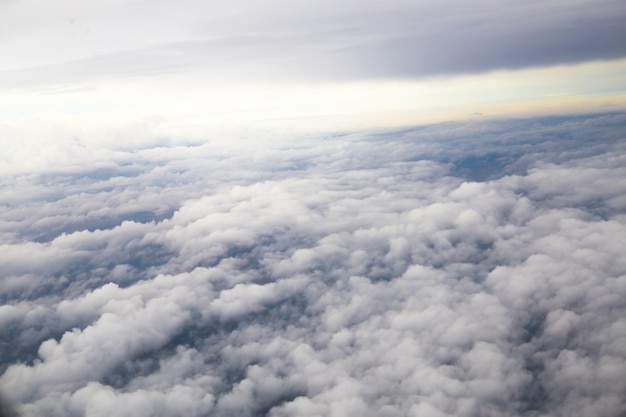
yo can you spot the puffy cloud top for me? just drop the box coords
[1,112,626,416]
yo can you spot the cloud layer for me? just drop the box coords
[2,0,626,89]
[1,113,626,416]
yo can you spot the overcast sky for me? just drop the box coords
[1,0,626,130]
[2,0,626,80]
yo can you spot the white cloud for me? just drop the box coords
[0,113,625,416]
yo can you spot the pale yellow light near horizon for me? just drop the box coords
[2,59,625,137]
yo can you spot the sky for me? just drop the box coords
[1,0,626,131]
[1,1,626,417]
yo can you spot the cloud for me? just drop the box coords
[1,112,626,416]
[1,0,625,89]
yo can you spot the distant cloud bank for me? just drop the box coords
[2,0,626,87]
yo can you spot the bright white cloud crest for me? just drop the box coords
[1,113,625,416]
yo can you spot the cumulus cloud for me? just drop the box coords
[1,112,626,416]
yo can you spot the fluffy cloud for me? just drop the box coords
[1,113,625,416]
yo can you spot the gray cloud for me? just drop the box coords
[1,0,625,90]
[1,113,626,416]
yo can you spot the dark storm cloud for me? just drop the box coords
[1,0,625,89]
[1,113,626,416]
